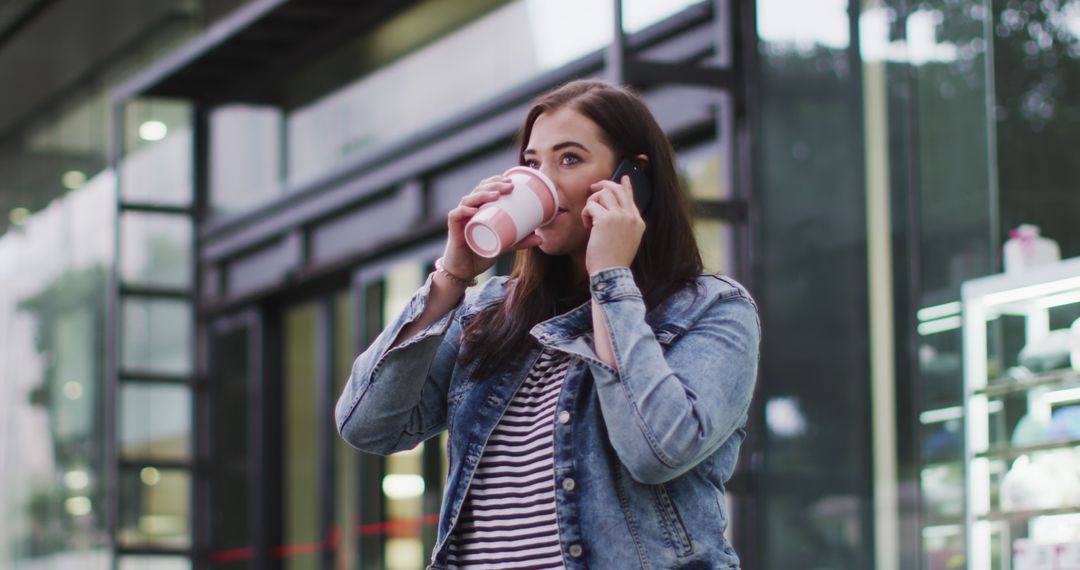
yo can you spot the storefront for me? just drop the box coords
[2,0,1079,569]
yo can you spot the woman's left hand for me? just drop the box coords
[582,175,646,275]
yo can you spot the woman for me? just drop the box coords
[336,79,760,569]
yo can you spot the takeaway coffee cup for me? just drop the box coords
[465,166,559,258]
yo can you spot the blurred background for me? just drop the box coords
[0,0,1078,569]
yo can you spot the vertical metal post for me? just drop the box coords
[192,103,211,569]
[607,0,626,83]
[104,97,124,570]
[248,310,270,570]
[317,298,336,570]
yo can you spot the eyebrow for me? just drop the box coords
[522,141,590,155]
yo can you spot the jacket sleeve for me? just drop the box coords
[588,267,760,484]
[334,272,469,456]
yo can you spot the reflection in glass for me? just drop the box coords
[119,468,191,548]
[921,524,964,570]
[756,0,872,566]
[120,382,191,461]
[1,171,113,566]
[119,212,192,288]
[993,0,1080,275]
[921,464,964,521]
[757,0,849,52]
[121,298,192,375]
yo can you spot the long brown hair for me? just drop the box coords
[460,79,703,378]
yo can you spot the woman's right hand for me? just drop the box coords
[442,175,542,280]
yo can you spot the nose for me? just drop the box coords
[535,165,559,191]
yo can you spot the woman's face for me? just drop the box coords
[523,107,617,258]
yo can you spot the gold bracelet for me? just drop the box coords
[434,258,478,287]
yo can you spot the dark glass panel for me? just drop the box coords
[756,1,873,567]
[210,325,252,570]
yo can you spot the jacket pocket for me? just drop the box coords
[654,324,685,348]
[650,483,693,557]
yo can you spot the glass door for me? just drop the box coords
[206,311,262,570]
[349,243,448,569]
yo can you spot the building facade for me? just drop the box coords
[1,1,1078,569]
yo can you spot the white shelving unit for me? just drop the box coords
[962,256,1080,570]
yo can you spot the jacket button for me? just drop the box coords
[557,410,571,424]
[568,543,583,558]
[562,477,576,492]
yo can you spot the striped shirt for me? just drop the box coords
[446,349,571,569]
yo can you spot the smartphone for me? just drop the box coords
[611,158,652,214]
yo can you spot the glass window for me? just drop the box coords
[992,0,1080,260]
[118,467,191,549]
[120,382,192,461]
[121,98,192,206]
[119,212,193,288]
[680,142,737,276]
[0,85,108,237]
[864,2,998,568]
[0,169,114,567]
[209,104,283,217]
[693,219,736,276]
[120,298,193,376]
[284,0,705,188]
[681,143,732,201]
[756,0,875,567]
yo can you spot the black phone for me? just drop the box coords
[611,158,652,213]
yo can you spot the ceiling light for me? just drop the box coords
[64,470,90,491]
[62,170,86,189]
[382,474,425,500]
[139,120,168,142]
[63,381,83,400]
[65,496,92,516]
[140,467,161,486]
[8,207,29,226]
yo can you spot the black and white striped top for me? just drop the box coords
[446,349,572,569]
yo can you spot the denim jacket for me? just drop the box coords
[336,266,760,570]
